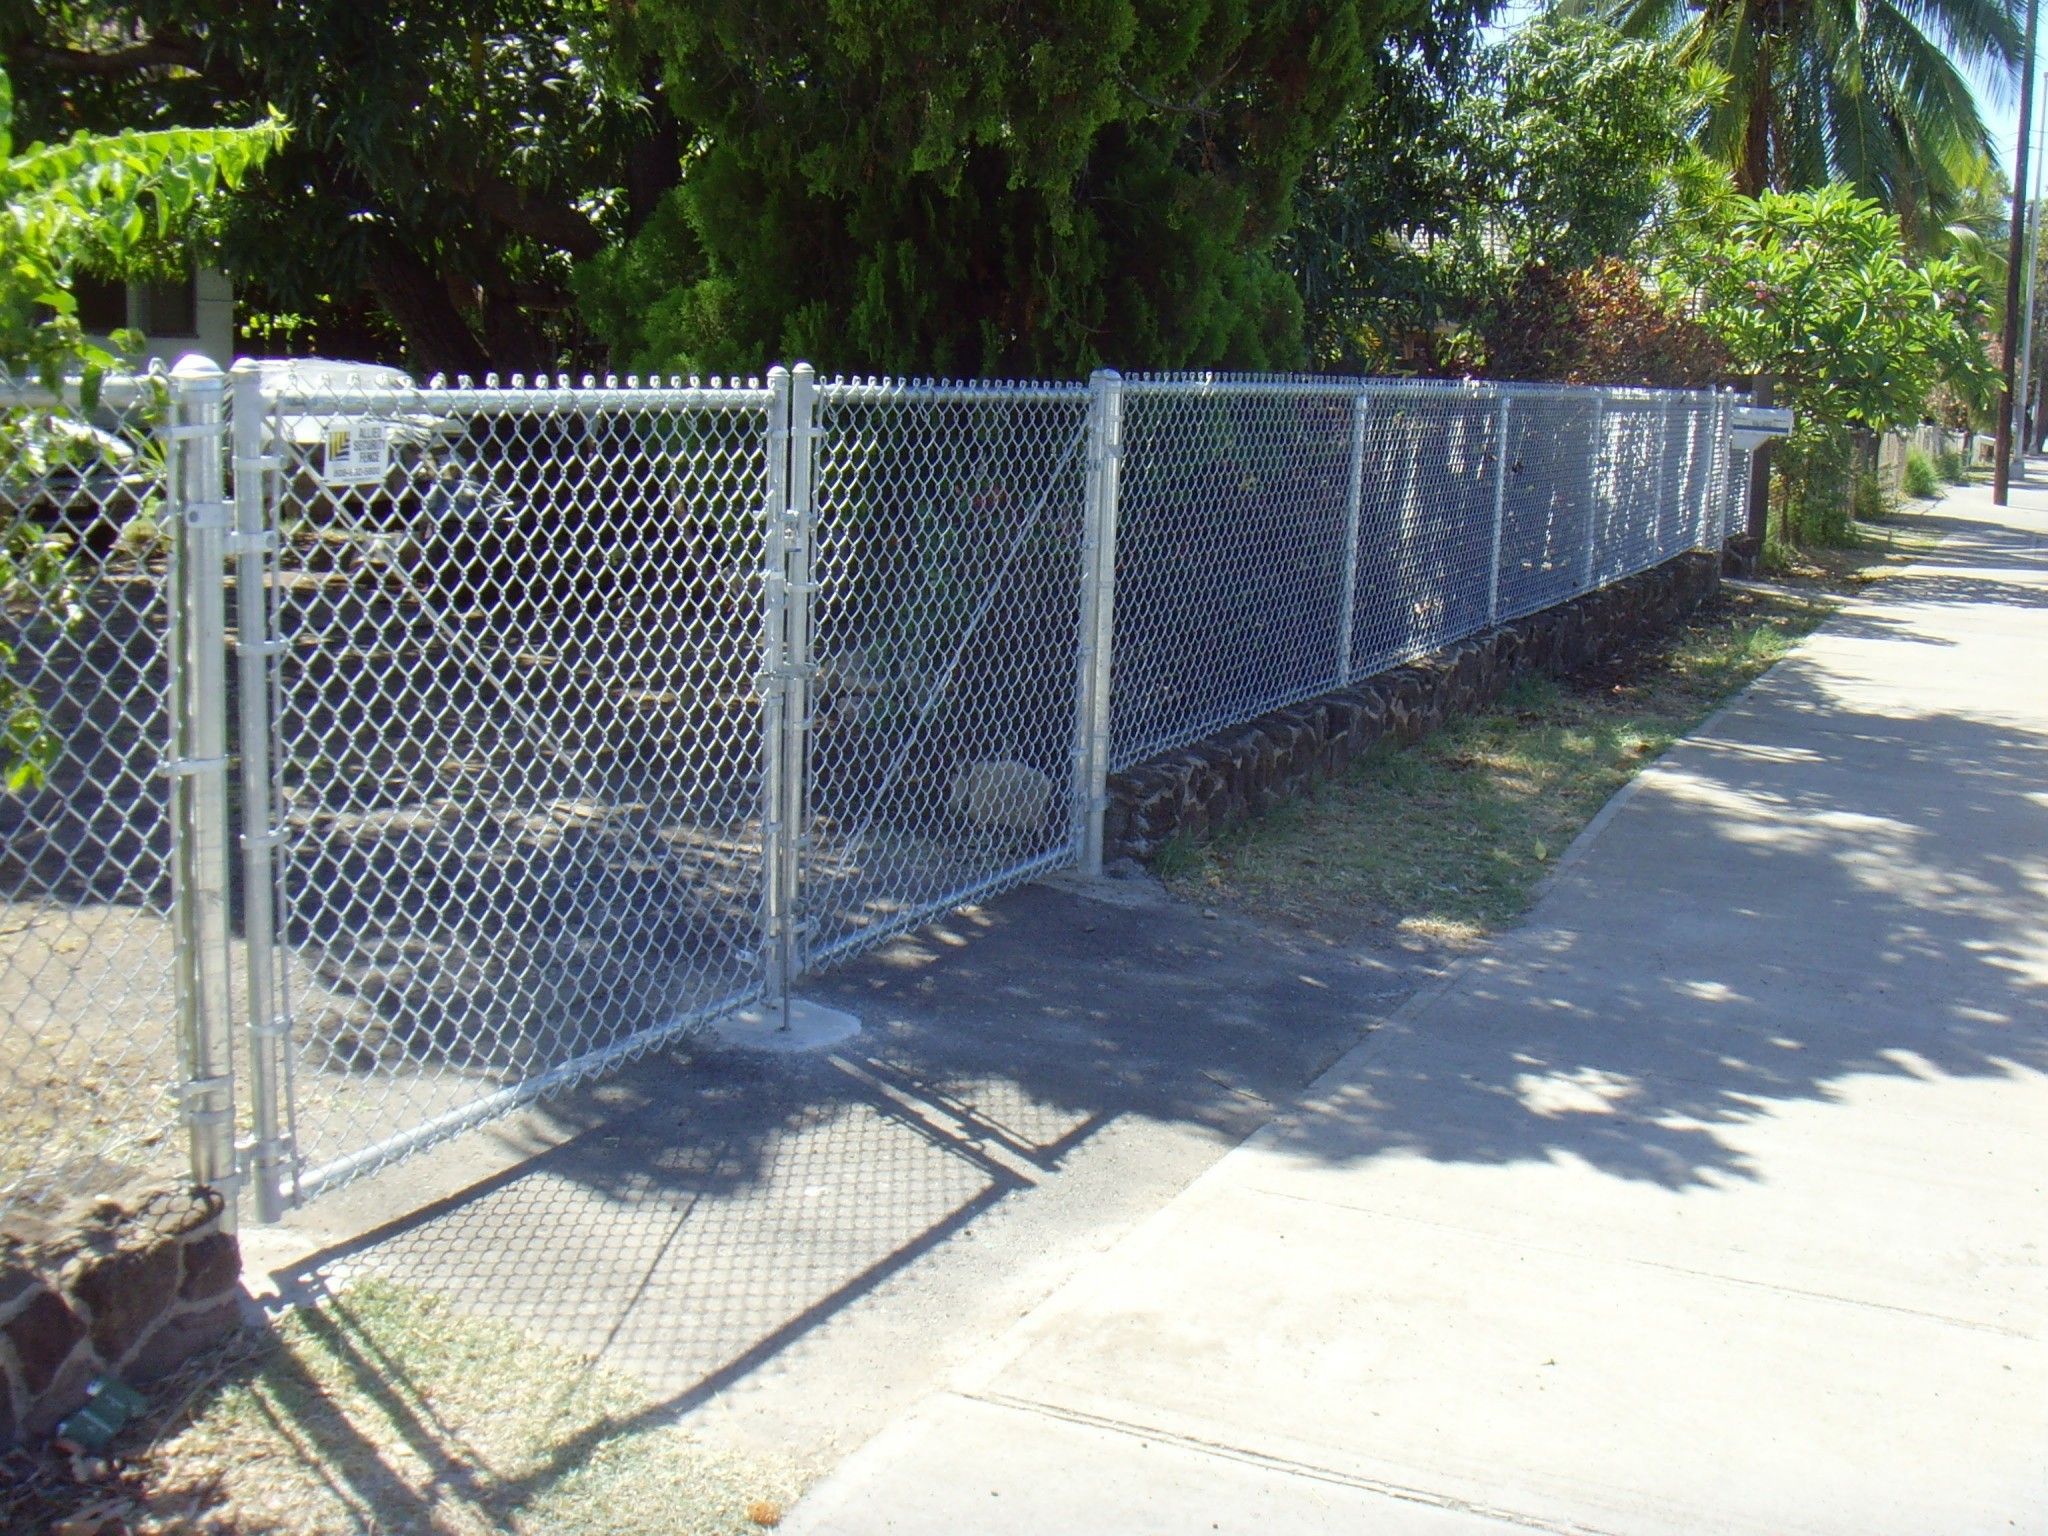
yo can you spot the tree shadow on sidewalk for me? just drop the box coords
[253,504,2048,1479]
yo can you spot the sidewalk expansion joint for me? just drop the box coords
[965,1389,1625,1536]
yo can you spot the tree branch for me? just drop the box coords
[1116,54,1243,118]
[455,176,607,261]
[17,36,206,77]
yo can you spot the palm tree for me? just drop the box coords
[1587,0,2023,243]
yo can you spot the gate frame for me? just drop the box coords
[165,356,239,1229]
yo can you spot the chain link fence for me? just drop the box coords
[2,361,1745,1221]
[0,374,187,1213]
[1109,378,1735,771]
[805,379,1094,971]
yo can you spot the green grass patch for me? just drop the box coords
[14,1277,801,1536]
[1765,510,1942,586]
[1901,447,1939,499]
[1160,585,1839,944]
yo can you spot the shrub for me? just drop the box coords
[1935,448,1967,483]
[1775,428,1856,546]
[1901,447,1939,499]
[1485,258,1736,387]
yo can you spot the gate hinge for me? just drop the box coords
[162,754,231,777]
[227,529,280,557]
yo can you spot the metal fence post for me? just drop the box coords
[1581,391,1607,593]
[1487,390,1511,627]
[758,366,796,1027]
[1678,395,1703,552]
[1073,369,1124,876]
[1335,389,1370,684]
[782,364,818,988]
[230,360,290,1222]
[165,355,237,1225]
[1651,393,1671,560]
[1336,389,1370,686]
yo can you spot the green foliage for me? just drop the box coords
[4,1,650,377]
[0,66,278,790]
[1901,446,1940,498]
[1672,183,1994,433]
[1290,15,1710,373]
[0,69,283,388]
[1936,446,1968,482]
[1772,428,1856,547]
[1471,17,1716,273]
[1599,0,2021,241]
[579,0,1417,378]
[0,517,85,790]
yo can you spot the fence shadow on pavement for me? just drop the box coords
[253,511,2048,1444]
[261,877,1421,1419]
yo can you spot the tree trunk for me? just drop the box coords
[481,289,550,377]
[366,244,491,380]
[625,78,684,239]
[1737,40,1772,196]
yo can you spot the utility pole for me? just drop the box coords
[2020,115,2047,455]
[1996,0,2040,505]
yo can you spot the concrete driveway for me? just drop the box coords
[252,852,1447,1475]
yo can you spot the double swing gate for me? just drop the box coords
[2,358,1741,1223]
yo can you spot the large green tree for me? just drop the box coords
[4,0,663,376]
[1288,15,1708,371]
[1672,183,1993,430]
[1589,0,2022,241]
[579,0,1441,378]
[1667,179,1995,540]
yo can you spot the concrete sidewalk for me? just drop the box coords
[785,481,2048,1535]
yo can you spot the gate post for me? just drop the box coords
[781,364,818,990]
[1336,389,1370,686]
[230,360,291,1221]
[728,364,858,1050]
[758,366,796,1026]
[1073,369,1124,877]
[166,356,238,1226]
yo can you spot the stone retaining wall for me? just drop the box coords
[1,1186,241,1449]
[1105,551,1721,861]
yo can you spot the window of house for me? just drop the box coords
[135,275,198,336]
[74,274,128,334]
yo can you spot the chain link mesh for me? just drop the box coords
[3,362,1747,1217]
[1111,380,1356,769]
[0,376,182,1214]
[259,374,774,1200]
[1114,378,1734,769]
[803,380,1092,970]
[1350,386,1502,680]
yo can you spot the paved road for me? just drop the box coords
[784,483,2048,1534]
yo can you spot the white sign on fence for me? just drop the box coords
[321,420,391,486]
